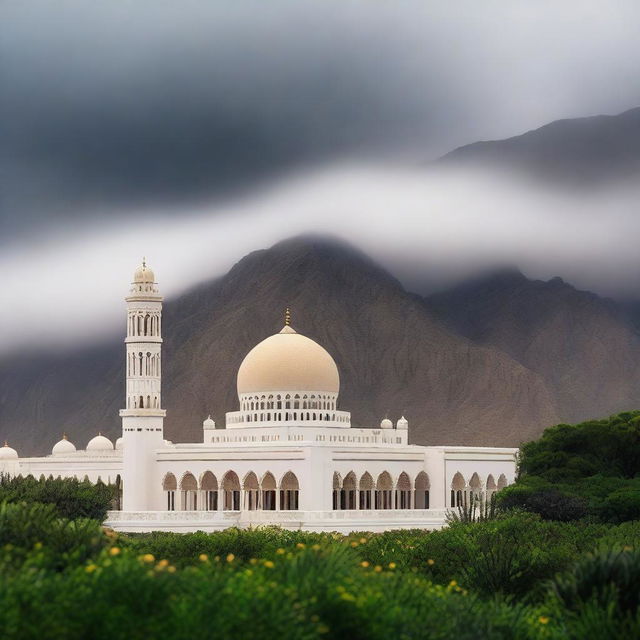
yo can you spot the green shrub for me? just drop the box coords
[548,549,640,638]
[0,474,116,520]
[0,501,108,571]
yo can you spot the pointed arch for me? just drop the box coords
[222,471,241,510]
[200,471,218,511]
[486,474,497,493]
[179,472,198,510]
[395,471,412,509]
[162,472,177,491]
[497,473,508,490]
[243,471,259,510]
[338,471,357,509]
[261,471,277,510]
[451,471,466,507]
[414,471,430,509]
[280,471,299,510]
[375,471,393,509]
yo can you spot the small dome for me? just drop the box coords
[380,418,393,429]
[87,434,114,452]
[52,435,76,455]
[0,441,18,459]
[237,324,339,396]
[203,415,216,429]
[397,416,408,430]
[133,259,155,284]
[115,437,123,450]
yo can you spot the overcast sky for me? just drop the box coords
[2,0,640,354]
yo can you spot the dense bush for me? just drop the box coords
[548,549,640,638]
[499,411,640,523]
[0,474,116,520]
[1,501,639,639]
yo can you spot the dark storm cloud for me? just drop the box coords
[3,0,640,240]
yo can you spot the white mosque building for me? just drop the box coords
[1,261,517,532]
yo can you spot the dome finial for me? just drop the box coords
[3,440,7,447]
[142,256,146,268]
[284,307,291,327]
[63,432,67,440]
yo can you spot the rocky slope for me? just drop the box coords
[438,106,640,187]
[426,269,640,424]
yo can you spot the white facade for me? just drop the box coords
[2,262,517,533]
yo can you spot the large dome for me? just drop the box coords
[133,259,155,284]
[237,325,340,396]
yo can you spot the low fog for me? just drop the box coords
[2,1,640,355]
[2,163,640,356]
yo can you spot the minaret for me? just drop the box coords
[120,259,166,511]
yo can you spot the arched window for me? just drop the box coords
[486,474,497,498]
[469,472,482,500]
[163,473,177,511]
[342,471,357,510]
[375,472,393,509]
[497,474,508,490]
[395,472,412,509]
[280,471,299,510]
[243,472,259,510]
[222,471,241,510]
[261,472,277,510]
[358,472,374,510]
[332,472,342,510]
[451,472,466,507]
[180,472,198,510]
[200,471,218,511]
[414,471,430,509]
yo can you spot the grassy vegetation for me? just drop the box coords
[0,501,638,639]
[1,410,639,638]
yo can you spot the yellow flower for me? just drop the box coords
[374,565,382,573]
[296,543,306,549]
[156,559,169,569]
[249,558,258,565]
[388,562,396,570]
[226,553,235,563]
[427,559,435,566]
[199,553,209,562]
[264,560,275,569]
[109,547,121,556]
[350,541,359,548]
[142,553,155,564]
[449,580,457,587]
[360,561,370,568]
[538,616,550,625]
[623,545,633,551]
[85,564,97,573]
[34,542,43,550]
[276,548,286,555]
[312,544,321,551]
[359,538,367,544]
[167,566,176,573]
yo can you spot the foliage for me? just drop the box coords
[499,411,640,523]
[1,502,640,638]
[547,549,640,638]
[446,491,500,523]
[0,473,116,520]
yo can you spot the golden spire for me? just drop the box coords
[142,256,146,268]
[284,307,291,327]
[3,440,7,447]
[63,432,68,440]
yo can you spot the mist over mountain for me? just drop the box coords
[438,107,640,187]
[0,236,560,456]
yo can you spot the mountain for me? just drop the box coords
[438,106,640,186]
[426,268,640,424]
[0,236,558,455]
